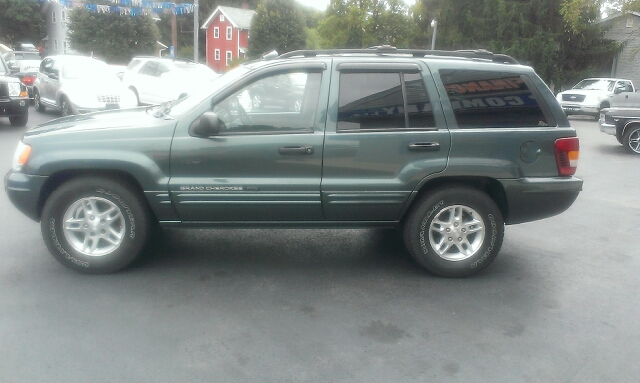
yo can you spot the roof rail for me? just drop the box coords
[277,45,519,64]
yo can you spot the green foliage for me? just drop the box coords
[0,0,46,45]
[317,0,411,48]
[248,0,307,58]
[408,0,618,88]
[68,9,160,64]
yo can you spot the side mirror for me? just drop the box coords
[189,112,222,137]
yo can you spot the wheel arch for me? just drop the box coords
[37,169,152,222]
[622,120,640,138]
[401,176,508,225]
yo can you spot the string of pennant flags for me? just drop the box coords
[41,0,195,16]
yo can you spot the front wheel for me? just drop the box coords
[403,186,504,277]
[622,125,640,154]
[41,177,152,273]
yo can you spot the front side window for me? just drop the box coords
[210,71,322,134]
[214,27,219,38]
[215,49,220,61]
[337,72,434,131]
[440,69,551,128]
[226,51,232,66]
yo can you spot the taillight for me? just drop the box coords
[554,137,579,176]
[21,75,35,85]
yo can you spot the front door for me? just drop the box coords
[169,65,329,222]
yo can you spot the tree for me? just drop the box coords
[248,0,307,58]
[0,0,46,45]
[68,9,160,64]
[318,0,412,49]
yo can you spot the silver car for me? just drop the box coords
[33,55,138,116]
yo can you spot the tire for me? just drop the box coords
[9,113,28,127]
[41,176,152,273]
[60,96,73,116]
[34,89,45,112]
[622,125,640,154]
[403,185,504,277]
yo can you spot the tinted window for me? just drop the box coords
[337,72,435,131]
[212,71,322,134]
[440,70,549,128]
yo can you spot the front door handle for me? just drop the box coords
[278,146,314,155]
[408,142,440,151]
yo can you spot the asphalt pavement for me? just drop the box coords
[0,108,638,382]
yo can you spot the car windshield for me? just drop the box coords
[572,79,615,91]
[62,59,111,79]
[156,65,251,117]
[15,52,41,60]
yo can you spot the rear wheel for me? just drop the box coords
[9,113,28,127]
[622,125,640,154]
[34,89,45,112]
[403,185,504,277]
[41,176,152,273]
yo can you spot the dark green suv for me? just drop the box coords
[4,47,582,277]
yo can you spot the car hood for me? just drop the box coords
[24,107,163,137]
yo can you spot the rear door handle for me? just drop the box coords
[408,142,440,151]
[278,146,314,155]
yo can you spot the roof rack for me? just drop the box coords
[277,45,519,64]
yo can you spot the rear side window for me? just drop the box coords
[440,69,550,128]
[338,72,435,131]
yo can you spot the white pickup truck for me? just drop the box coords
[556,78,636,118]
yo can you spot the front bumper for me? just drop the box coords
[4,170,48,222]
[599,122,616,135]
[0,98,29,117]
[559,103,599,115]
[499,176,583,225]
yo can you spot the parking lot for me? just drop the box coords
[1,109,638,382]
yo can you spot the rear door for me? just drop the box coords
[321,60,451,221]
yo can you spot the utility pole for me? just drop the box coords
[430,20,438,50]
[194,0,199,62]
[171,13,177,58]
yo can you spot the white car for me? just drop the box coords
[122,57,220,105]
[33,55,138,116]
[555,78,635,118]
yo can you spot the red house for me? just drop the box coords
[202,5,255,72]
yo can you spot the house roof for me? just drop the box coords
[202,6,255,30]
[596,11,640,24]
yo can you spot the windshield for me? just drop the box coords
[572,79,615,91]
[162,65,251,117]
[62,59,111,80]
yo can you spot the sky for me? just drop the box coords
[295,0,417,11]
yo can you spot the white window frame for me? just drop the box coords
[54,39,58,52]
[220,15,225,22]
[214,49,220,61]
[52,11,57,24]
[226,51,232,66]
[63,41,68,54]
[214,27,219,38]
[226,27,232,40]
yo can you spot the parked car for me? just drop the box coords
[5,47,582,276]
[2,51,41,100]
[0,55,29,126]
[121,57,220,105]
[249,72,305,112]
[556,78,635,118]
[599,107,640,154]
[33,55,138,116]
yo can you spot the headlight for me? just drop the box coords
[8,83,22,97]
[12,141,32,172]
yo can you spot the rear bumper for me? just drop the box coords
[500,176,583,225]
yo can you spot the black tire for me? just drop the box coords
[9,113,28,127]
[41,176,152,273]
[34,89,45,112]
[622,125,640,154]
[403,185,504,277]
[129,87,140,105]
[60,96,73,116]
